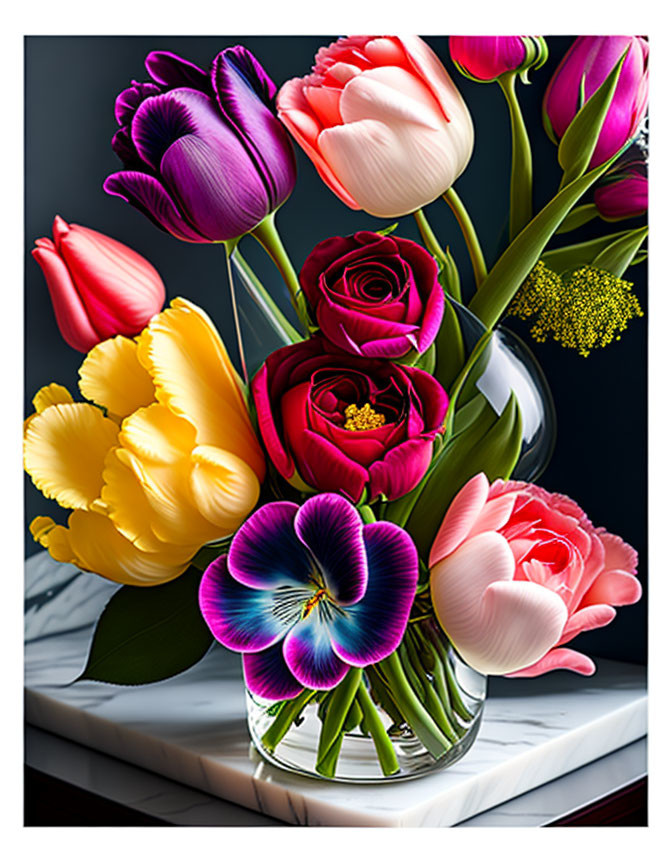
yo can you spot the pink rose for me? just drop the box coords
[251,337,449,503]
[429,473,641,676]
[299,231,444,358]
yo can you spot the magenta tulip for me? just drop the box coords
[251,337,449,503]
[449,36,547,82]
[594,158,647,221]
[543,36,649,169]
[31,216,165,353]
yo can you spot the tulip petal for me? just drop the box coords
[136,298,266,481]
[283,614,350,691]
[431,531,567,675]
[228,501,313,590]
[114,81,162,126]
[198,555,301,653]
[467,493,517,540]
[24,402,119,511]
[330,521,417,665]
[189,444,260,533]
[32,383,73,414]
[428,473,490,569]
[294,493,367,605]
[505,647,596,677]
[558,604,616,644]
[31,245,103,352]
[145,50,209,90]
[242,642,304,701]
[104,171,209,243]
[581,569,643,607]
[119,403,196,464]
[78,336,156,420]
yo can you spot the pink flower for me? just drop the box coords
[429,473,641,676]
[543,36,648,169]
[594,158,648,221]
[276,36,473,218]
[32,216,165,353]
[449,36,547,82]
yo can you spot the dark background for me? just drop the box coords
[24,35,647,666]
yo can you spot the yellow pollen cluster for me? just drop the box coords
[343,402,387,431]
[509,261,644,357]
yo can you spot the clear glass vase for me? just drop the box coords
[245,619,486,783]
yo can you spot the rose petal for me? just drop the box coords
[558,604,616,644]
[505,647,596,677]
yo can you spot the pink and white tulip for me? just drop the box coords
[429,473,641,676]
[276,36,474,219]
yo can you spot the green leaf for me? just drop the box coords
[541,230,631,274]
[376,222,399,237]
[413,341,436,374]
[591,226,649,277]
[77,565,214,685]
[405,393,522,560]
[558,47,629,188]
[468,150,626,331]
[555,203,600,234]
[433,298,465,392]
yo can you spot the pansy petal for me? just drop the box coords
[505,647,596,677]
[429,473,490,569]
[136,298,266,482]
[78,336,156,420]
[199,555,302,652]
[242,642,304,701]
[294,493,367,605]
[283,613,350,691]
[330,521,418,665]
[24,402,119,511]
[228,501,313,589]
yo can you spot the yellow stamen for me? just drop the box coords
[302,588,327,619]
[509,261,644,357]
[343,402,387,431]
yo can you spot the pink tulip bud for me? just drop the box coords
[594,158,648,221]
[449,36,547,82]
[542,36,649,169]
[32,216,165,352]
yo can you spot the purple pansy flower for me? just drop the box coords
[199,494,418,699]
[104,48,296,243]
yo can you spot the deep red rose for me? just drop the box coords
[299,231,444,358]
[251,337,449,502]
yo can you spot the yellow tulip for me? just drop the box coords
[24,298,265,586]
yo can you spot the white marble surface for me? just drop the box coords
[24,552,648,827]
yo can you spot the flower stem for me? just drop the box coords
[356,682,400,776]
[443,188,488,290]
[403,636,460,744]
[261,689,316,753]
[413,208,462,303]
[376,652,451,760]
[316,667,362,764]
[498,72,534,242]
[221,241,248,385]
[251,213,311,333]
[231,247,302,344]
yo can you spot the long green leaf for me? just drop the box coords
[541,230,631,274]
[433,297,465,391]
[592,226,649,277]
[404,393,522,560]
[468,152,624,330]
[77,566,213,685]
[558,47,629,188]
[555,203,600,234]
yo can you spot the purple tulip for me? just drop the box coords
[449,36,547,82]
[104,48,297,243]
[198,494,418,698]
[594,157,648,221]
[543,36,649,169]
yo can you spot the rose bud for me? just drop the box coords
[31,215,165,353]
[299,231,444,358]
[251,337,449,503]
[594,157,648,221]
[104,47,296,242]
[449,36,548,82]
[542,36,648,169]
[429,473,641,677]
[277,36,473,218]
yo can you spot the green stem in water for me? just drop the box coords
[376,652,451,760]
[231,247,302,344]
[356,682,400,776]
[316,667,362,763]
[443,188,488,290]
[261,689,316,753]
[315,731,345,778]
[413,209,462,303]
[498,72,533,242]
[251,212,311,333]
[403,636,460,744]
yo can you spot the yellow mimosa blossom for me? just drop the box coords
[24,298,265,586]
